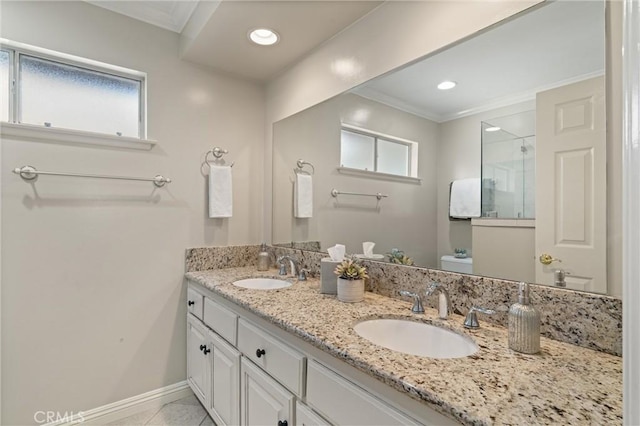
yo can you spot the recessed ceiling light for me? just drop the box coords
[437,80,457,90]
[249,28,279,46]
[485,126,501,132]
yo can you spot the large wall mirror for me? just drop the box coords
[272,1,617,296]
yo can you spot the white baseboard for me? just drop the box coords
[45,381,193,426]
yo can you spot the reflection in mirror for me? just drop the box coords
[272,1,615,295]
[481,110,536,219]
[340,125,418,178]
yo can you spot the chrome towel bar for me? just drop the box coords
[13,165,172,188]
[331,188,388,201]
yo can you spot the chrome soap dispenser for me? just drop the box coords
[508,282,540,354]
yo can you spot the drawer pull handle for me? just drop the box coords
[203,346,210,355]
[199,345,206,351]
[188,300,195,306]
[256,348,266,358]
[278,421,288,426]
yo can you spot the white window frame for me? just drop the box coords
[340,123,419,179]
[0,38,154,150]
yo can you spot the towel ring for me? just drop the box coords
[296,159,315,174]
[205,147,234,167]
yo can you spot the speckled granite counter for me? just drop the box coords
[185,267,622,426]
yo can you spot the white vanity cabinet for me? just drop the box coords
[186,281,457,426]
[241,356,295,426]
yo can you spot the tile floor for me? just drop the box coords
[107,393,214,426]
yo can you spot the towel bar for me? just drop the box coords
[13,165,171,188]
[331,188,388,201]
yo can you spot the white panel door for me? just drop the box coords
[535,76,606,292]
[240,357,294,426]
[209,330,241,426]
[187,315,210,406]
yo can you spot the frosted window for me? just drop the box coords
[341,130,374,171]
[377,138,409,176]
[0,50,9,122]
[19,55,140,137]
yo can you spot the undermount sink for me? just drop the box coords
[353,319,478,359]
[233,278,292,290]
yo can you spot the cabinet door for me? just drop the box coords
[241,357,295,426]
[209,330,240,426]
[187,315,210,406]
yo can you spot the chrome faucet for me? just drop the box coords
[276,255,308,280]
[425,282,450,319]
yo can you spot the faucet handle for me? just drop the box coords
[298,268,309,281]
[425,281,442,295]
[463,306,495,329]
[278,263,287,276]
[399,290,424,314]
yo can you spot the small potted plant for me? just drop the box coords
[334,258,369,302]
[387,248,415,266]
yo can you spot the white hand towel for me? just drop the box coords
[294,173,313,218]
[209,165,233,218]
[449,178,481,218]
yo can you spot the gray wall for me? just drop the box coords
[472,223,536,282]
[272,93,439,267]
[1,2,264,424]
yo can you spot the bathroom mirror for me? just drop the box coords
[272,1,616,296]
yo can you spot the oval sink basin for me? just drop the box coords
[353,319,478,359]
[233,278,292,290]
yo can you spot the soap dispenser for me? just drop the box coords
[257,244,270,271]
[508,282,540,354]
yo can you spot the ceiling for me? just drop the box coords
[84,1,604,108]
[86,0,382,82]
[352,1,605,122]
[85,1,199,33]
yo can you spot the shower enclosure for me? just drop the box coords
[481,110,535,219]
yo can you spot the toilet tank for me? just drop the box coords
[440,255,473,274]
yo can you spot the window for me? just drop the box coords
[340,125,417,177]
[1,39,146,140]
[1,49,9,122]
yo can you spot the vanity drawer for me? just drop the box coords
[237,318,306,397]
[307,360,420,426]
[296,401,330,426]
[203,296,238,346]
[187,287,204,320]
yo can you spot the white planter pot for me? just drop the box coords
[337,278,364,303]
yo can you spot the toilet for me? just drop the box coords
[440,255,473,274]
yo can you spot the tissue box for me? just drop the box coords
[320,258,340,294]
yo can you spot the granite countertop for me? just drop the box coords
[186,267,622,426]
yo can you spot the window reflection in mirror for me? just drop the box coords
[340,125,416,178]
